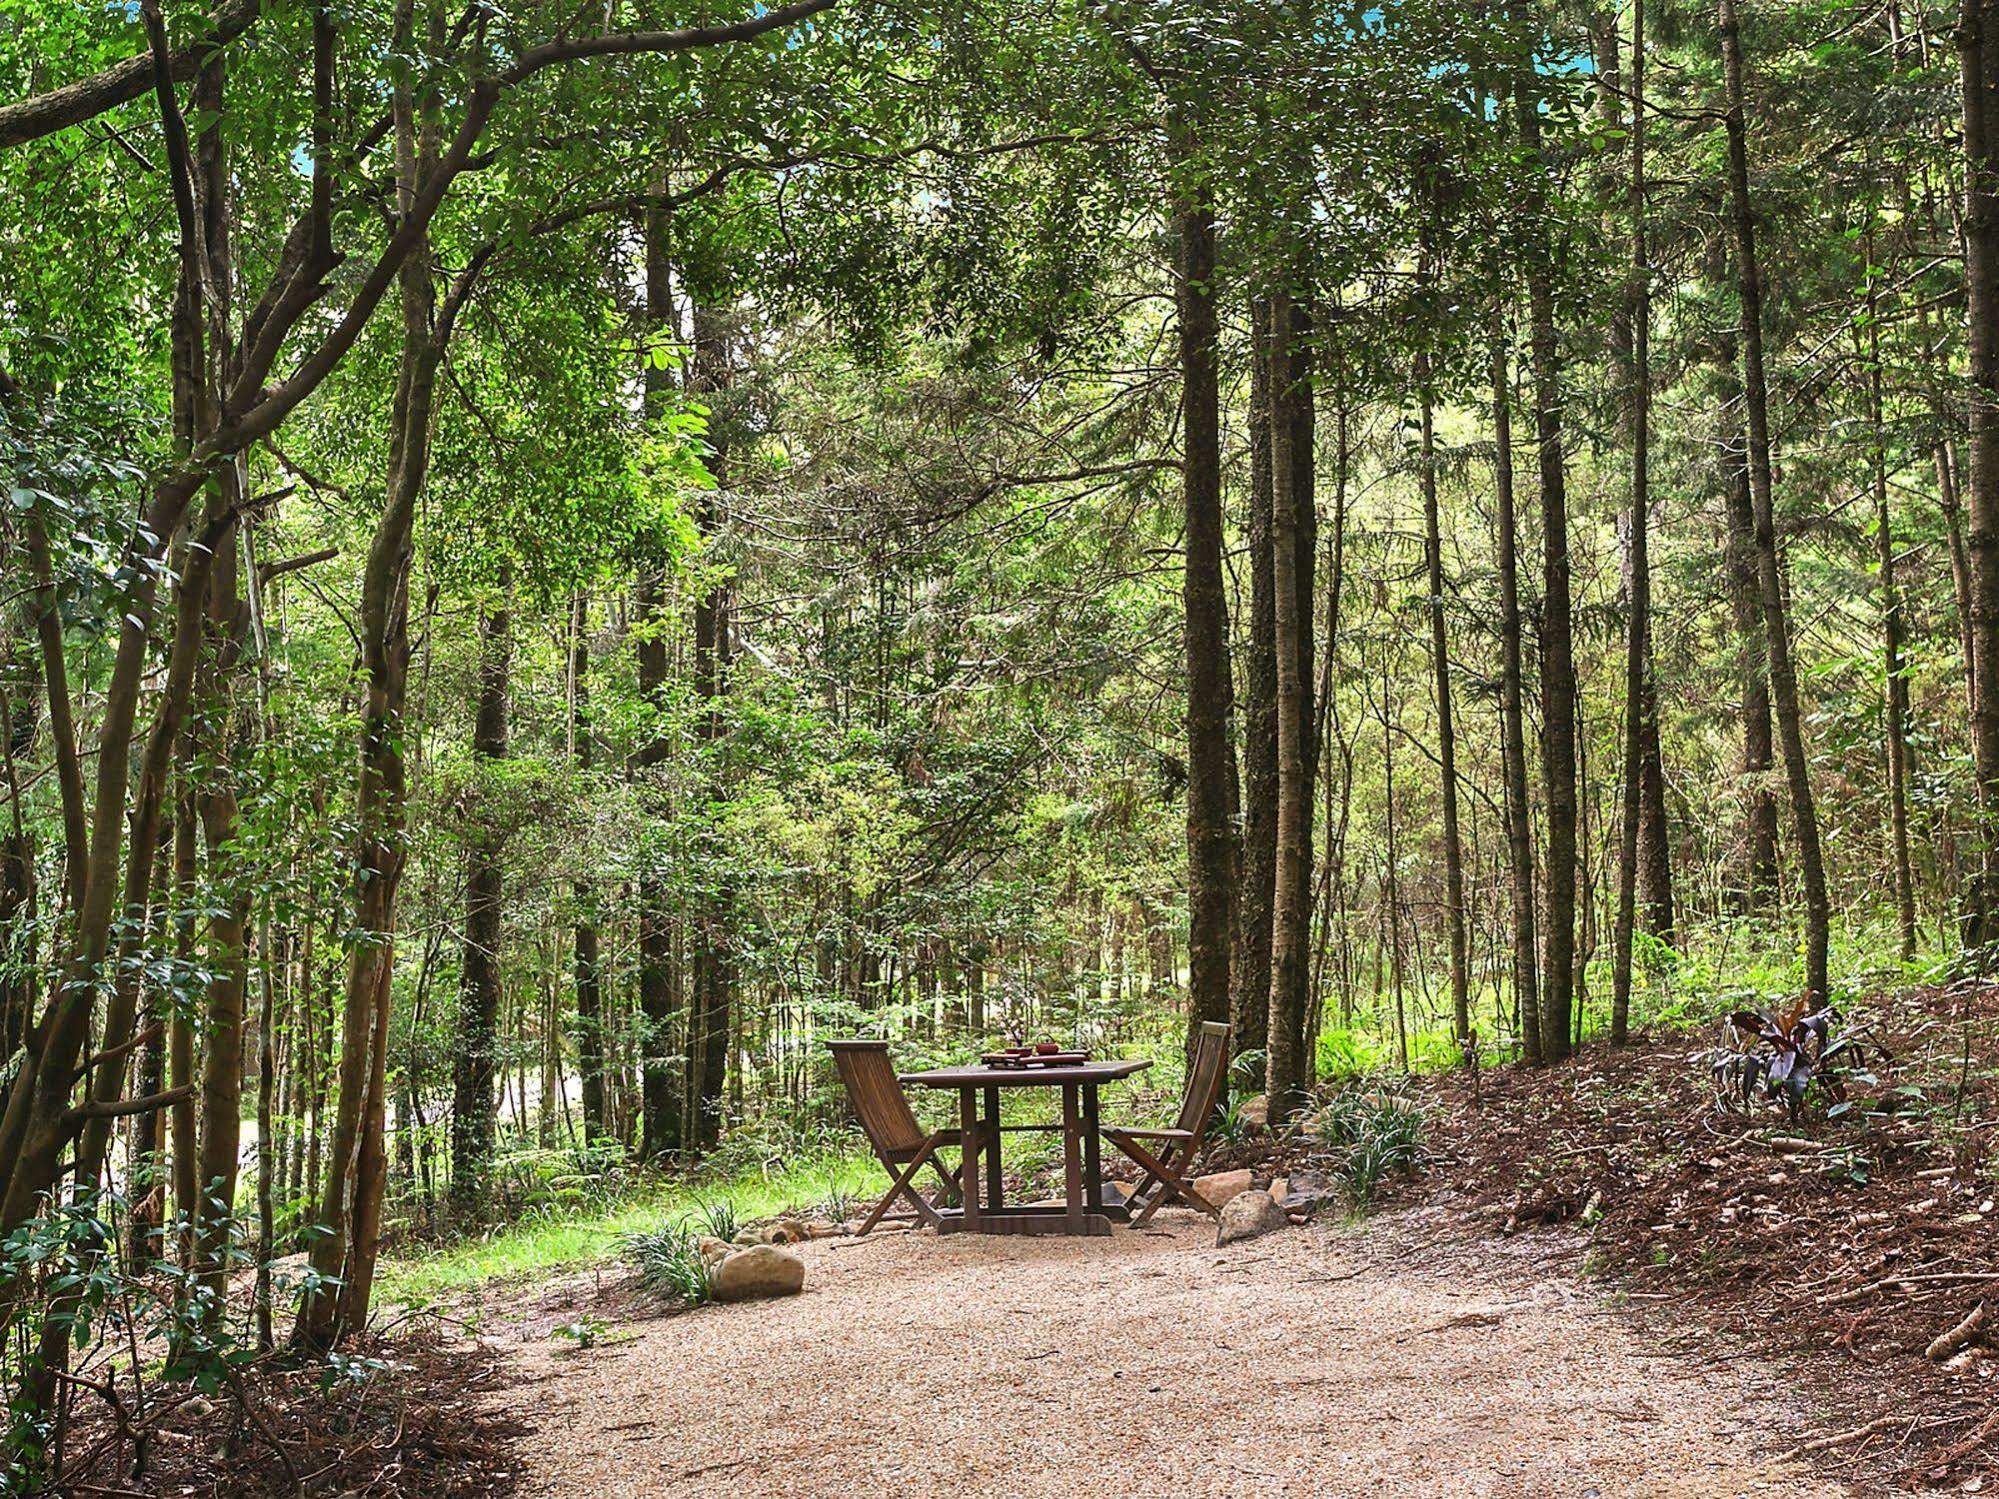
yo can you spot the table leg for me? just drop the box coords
[1061,1083,1084,1233]
[983,1085,1003,1210]
[1083,1083,1104,1212]
[959,1087,981,1231]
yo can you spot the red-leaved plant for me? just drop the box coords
[1716,995,1891,1121]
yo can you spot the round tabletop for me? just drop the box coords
[899,1058,1152,1088]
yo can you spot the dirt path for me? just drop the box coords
[483,1208,1848,1498]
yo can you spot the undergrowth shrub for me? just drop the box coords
[1314,1087,1425,1206]
[623,1222,713,1306]
[1211,1049,1267,1146]
[816,1184,857,1224]
[693,1199,739,1243]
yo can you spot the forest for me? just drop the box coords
[6,0,1999,1491]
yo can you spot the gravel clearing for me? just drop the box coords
[484,1209,1847,1498]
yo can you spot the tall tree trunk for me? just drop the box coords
[1318,400,1355,1039]
[539,964,561,1148]
[127,835,171,1265]
[1379,651,1409,1070]
[1417,360,1469,1045]
[1625,1,1674,954]
[241,517,281,1352]
[194,504,252,1329]
[1961,0,1999,950]
[1940,440,1978,718]
[1232,301,1278,1062]
[186,33,250,1327]
[1719,362,1781,907]
[1490,317,1541,1062]
[690,298,734,1154]
[635,186,680,1159]
[0,621,40,1064]
[1611,0,1651,1046]
[1513,53,1579,1061]
[1170,128,1238,1066]
[1637,686,1674,940]
[450,571,510,1211]
[170,788,199,1253]
[1720,0,1831,1001]
[570,591,607,1140]
[296,16,440,1339]
[1869,293,1918,959]
[1267,290,1316,1114]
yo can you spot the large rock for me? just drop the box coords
[1239,1094,1270,1133]
[1191,1168,1253,1211]
[696,1234,733,1267]
[712,1245,806,1303]
[1216,1189,1287,1246]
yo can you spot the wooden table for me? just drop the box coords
[899,1059,1151,1236]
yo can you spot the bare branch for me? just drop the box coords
[0,0,262,151]
[67,1083,198,1124]
[259,547,338,584]
[503,0,837,81]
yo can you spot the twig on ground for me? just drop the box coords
[1828,1272,1999,1307]
[1933,1409,1999,1466]
[1784,1415,1900,1457]
[1924,1301,1986,1362]
[221,1361,303,1495]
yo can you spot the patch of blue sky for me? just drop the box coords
[1342,0,1594,83]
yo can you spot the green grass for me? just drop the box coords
[376,1149,878,1304]
[1313,909,1952,1080]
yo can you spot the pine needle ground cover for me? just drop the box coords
[1408,981,1999,1490]
[50,1325,524,1499]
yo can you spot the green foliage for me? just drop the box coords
[1317,1028,1398,1080]
[623,1225,714,1307]
[1314,1088,1427,1208]
[1209,1048,1267,1147]
[0,1197,121,1488]
[551,1315,613,1350]
[692,1199,740,1244]
[320,1351,401,1393]
[4,0,1994,1421]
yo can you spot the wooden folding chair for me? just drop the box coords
[1102,1021,1231,1226]
[827,1039,961,1234]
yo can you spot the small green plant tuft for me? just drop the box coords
[694,1198,740,1243]
[1210,1048,1267,1146]
[552,1314,610,1350]
[623,1222,714,1306]
[1314,1087,1425,1207]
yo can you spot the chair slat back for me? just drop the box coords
[1172,1021,1233,1139]
[827,1040,927,1158]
